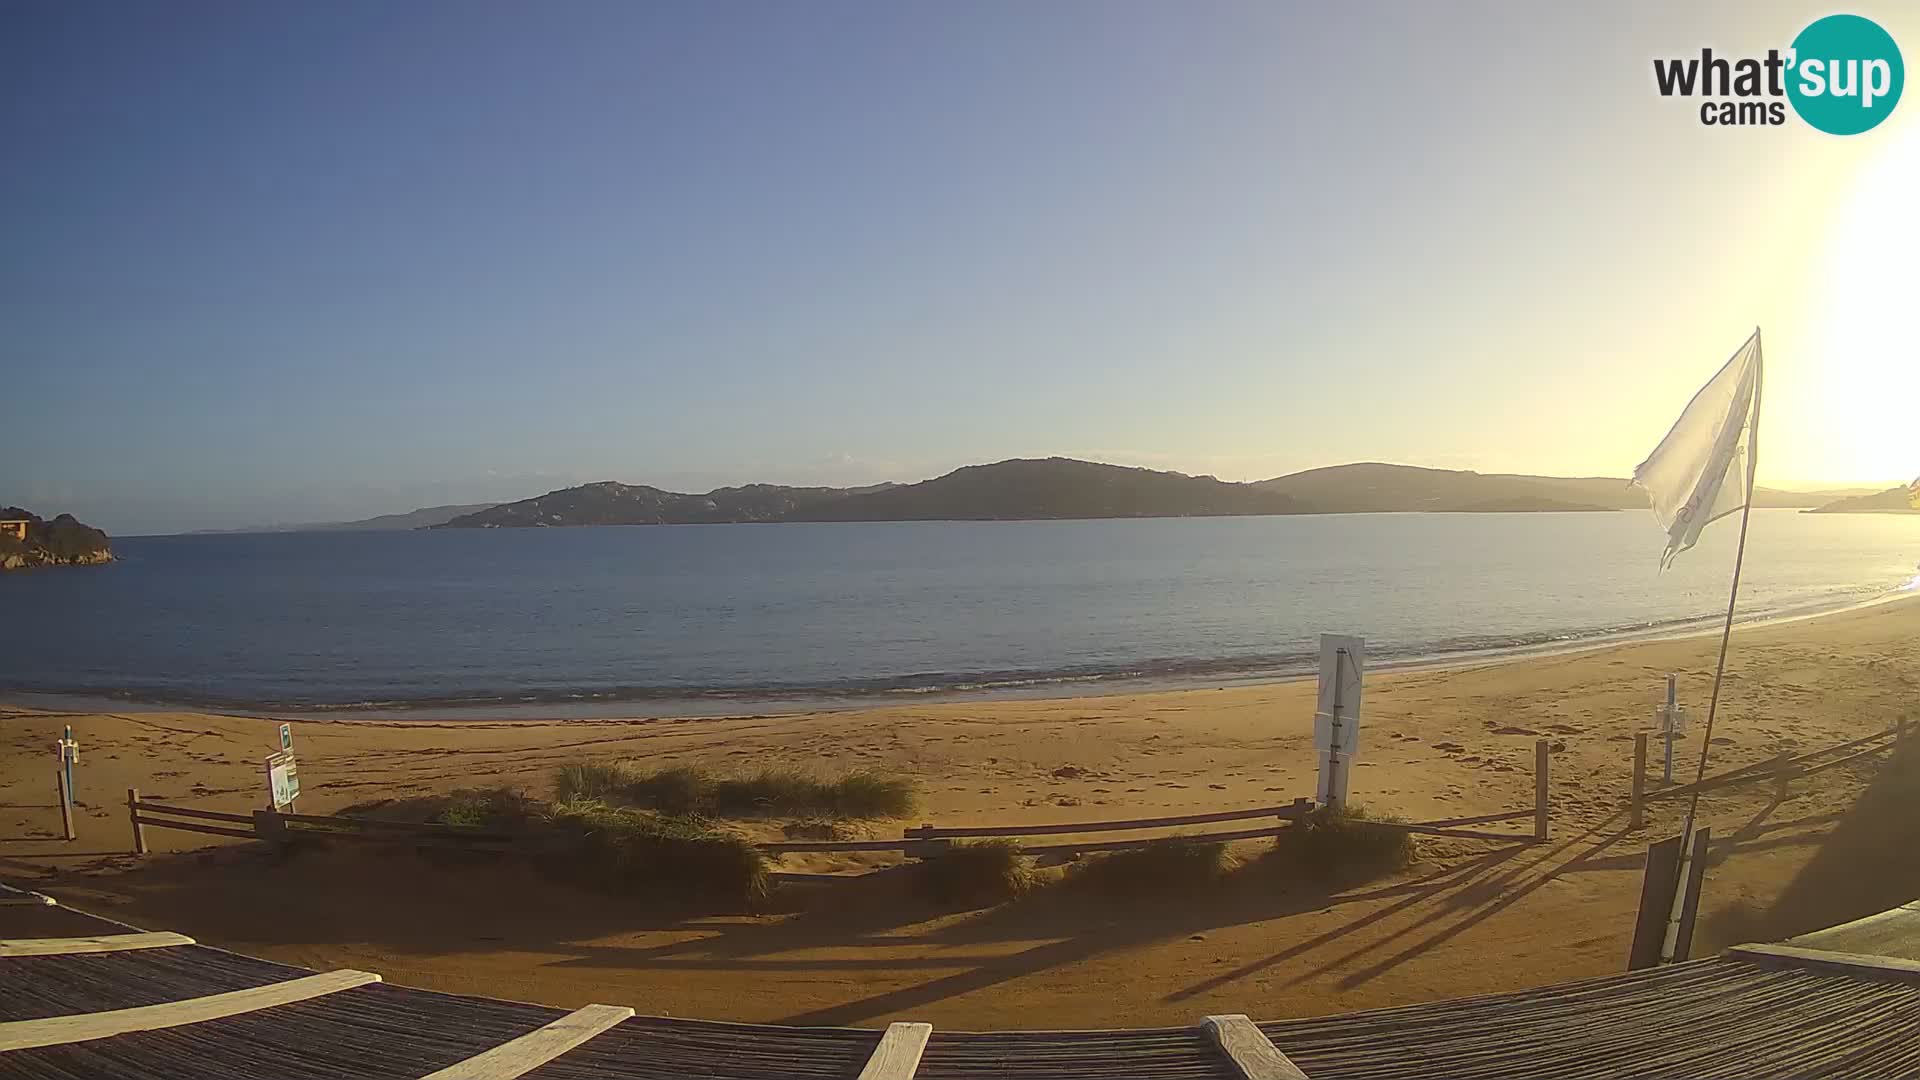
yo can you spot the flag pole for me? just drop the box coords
[1661,326,1763,963]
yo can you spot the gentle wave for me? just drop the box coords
[10,584,1896,716]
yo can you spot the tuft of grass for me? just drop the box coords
[552,763,639,804]
[553,762,916,820]
[910,839,1037,906]
[1266,803,1416,881]
[1069,837,1237,896]
[345,786,767,903]
[539,798,769,903]
[783,818,858,842]
[432,787,541,829]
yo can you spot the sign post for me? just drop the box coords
[1313,635,1365,808]
[266,724,299,813]
[60,725,78,800]
[1658,675,1689,786]
[54,728,80,841]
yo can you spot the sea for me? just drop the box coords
[2,510,1916,717]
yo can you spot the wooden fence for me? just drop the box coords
[127,791,518,855]
[1628,720,1910,829]
[127,739,1554,862]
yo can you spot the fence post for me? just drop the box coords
[128,787,148,855]
[1534,739,1550,842]
[56,769,75,842]
[253,809,290,849]
[1631,733,1647,831]
[904,824,951,860]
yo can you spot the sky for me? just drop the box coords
[4,1,1917,534]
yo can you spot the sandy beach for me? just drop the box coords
[3,595,1917,1028]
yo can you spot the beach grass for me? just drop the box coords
[910,839,1037,906]
[539,797,769,903]
[1068,836,1238,896]
[554,762,916,819]
[383,786,770,903]
[1264,802,1416,880]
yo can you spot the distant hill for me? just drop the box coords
[1456,496,1615,513]
[1254,462,1857,513]
[425,460,1876,528]
[786,458,1299,521]
[0,507,113,571]
[196,504,499,534]
[1808,486,1919,514]
[305,504,500,531]
[434,482,894,528]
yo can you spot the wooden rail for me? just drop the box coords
[0,932,193,957]
[904,801,1315,840]
[129,792,521,851]
[1633,722,1905,822]
[128,774,1546,866]
[0,970,380,1051]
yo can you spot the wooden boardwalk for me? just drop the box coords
[5,881,1920,1079]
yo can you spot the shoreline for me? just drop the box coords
[5,594,1916,1027]
[8,587,1914,723]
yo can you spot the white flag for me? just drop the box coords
[1632,330,1762,567]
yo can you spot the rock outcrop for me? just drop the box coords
[0,508,113,571]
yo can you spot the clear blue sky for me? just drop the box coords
[5,1,1916,533]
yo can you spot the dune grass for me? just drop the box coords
[432,787,542,829]
[910,839,1038,906]
[539,797,769,903]
[553,762,915,820]
[1264,802,1416,881]
[1068,837,1238,896]
[370,786,770,903]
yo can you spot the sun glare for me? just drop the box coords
[1811,125,1920,482]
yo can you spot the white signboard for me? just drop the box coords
[279,723,293,753]
[1313,634,1366,756]
[266,751,300,810]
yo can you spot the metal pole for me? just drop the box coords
[1326,648,1346,808]
[56,769,75,842]
[1631,733,1647,830]
[1662,675,1677,785]
[1534,739,1550,841]
[1326,654,1342,809]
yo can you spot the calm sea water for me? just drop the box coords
[2,511,1916,713]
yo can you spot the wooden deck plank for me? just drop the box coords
[0,968,380,1051]
[417,1003,633,1080]
[855,1021,933,1080]
[1202,1014,1311,1080]
[0,932,194,957]
[1729,942,1920,979]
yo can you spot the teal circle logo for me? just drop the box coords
[1787,14,1904,134]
